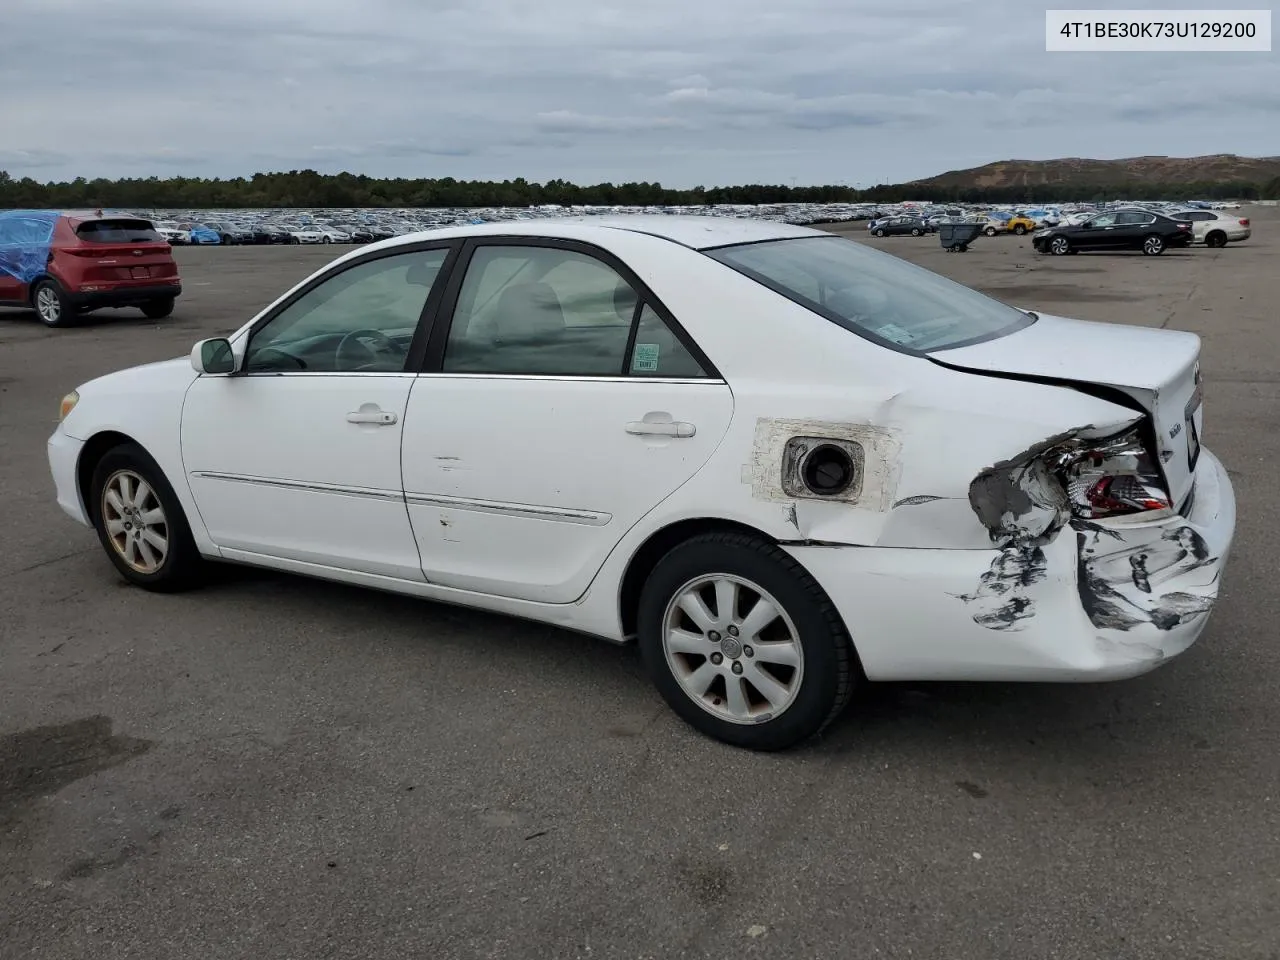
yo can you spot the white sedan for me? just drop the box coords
[47,217,1236,750]
[1172,209,1252,247]
[288,227,327,244]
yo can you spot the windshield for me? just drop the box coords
[706,236,1034,352]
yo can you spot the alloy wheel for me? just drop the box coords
[662,574,805,724]
[35,287,61,324]
[101,469,169,574]
[1144,235,1164,255]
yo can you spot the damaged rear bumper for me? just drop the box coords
[785,447,1235,682]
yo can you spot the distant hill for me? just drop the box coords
[910,155,1280,191]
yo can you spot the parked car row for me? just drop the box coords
[864,203,1253,256]
[1032,206,1251,256]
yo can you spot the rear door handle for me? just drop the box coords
[347,409,398,425]
[626,420,695,438]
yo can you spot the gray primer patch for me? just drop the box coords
[958,432,1084,631]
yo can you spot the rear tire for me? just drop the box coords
[32,280,71,327]
[89,443,205,592]
[141,298,175,320]
[910,228,921,237]
[637,532,856,751]
[984,226,997,236]
[1142,234,1165,256]
[1014,224,1027,235]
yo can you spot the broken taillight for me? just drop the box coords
[1059,427,1172,520]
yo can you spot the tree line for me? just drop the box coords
[1,168,1276,210]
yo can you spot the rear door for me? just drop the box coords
[1114,210,1156,246]
[400,238,734,603]
[0,212,57,303]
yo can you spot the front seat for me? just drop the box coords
[491,282,565,345]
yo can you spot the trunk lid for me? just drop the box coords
[930,313,1203,507]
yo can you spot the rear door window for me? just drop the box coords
[76,220,164,243]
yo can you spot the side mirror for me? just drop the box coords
[191,337,237,374]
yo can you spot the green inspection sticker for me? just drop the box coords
[632,342,660,372]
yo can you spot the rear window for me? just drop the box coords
[75,219,164,243]
[705,236,1035,353]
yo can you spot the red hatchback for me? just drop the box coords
[0,211,182,327]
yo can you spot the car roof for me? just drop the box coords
[365,215,827,252]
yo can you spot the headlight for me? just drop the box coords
[58,390,80,422]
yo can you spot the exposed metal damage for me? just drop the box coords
[1076,523,1219,633]
[958,424,1221,642]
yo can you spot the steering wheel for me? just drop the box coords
[247,345,306,371]
[335,329,406,369]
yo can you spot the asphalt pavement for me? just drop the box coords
[2,217,1278,959]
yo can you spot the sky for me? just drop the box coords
[1,0,1277,187]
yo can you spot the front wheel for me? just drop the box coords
[637,532,856,751]
[984,226,997,236]
[873,229,885,237]
[911,228,922,237]
[322,235,332,243]
[89,443,204,591]
[1142,234,1165,256]
[1049,236,1071,256]
[1014,224,1027,235]
[141,298,175,320]
[1205,231,1227,248]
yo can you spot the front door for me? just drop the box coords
[1079,211,1125,249]
[401,240,734,603]
[181,245,452,580]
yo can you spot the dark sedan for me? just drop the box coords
[205,221,253,245]
[1033,209,1193,256]
[252,224,300,245]
[869,216,932,238]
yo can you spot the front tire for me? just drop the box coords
[873,228,885,237]
[1205,231,1227,248]
[910,228,921,237]
[984,226,997,236]
[141,298,175,319]
[1142,234,1165,256]
[32,280,71,327]
[637,532,855,751]
[89,443,204,591]
[1014,224,1027,235]
[1050,236,1071,256]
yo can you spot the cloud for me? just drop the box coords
[1,0,1276,188]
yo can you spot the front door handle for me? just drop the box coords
[626,420,695,438]
[347,408,398,425]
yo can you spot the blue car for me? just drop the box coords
[187,224,221,245]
